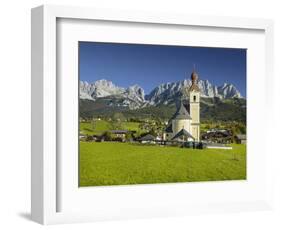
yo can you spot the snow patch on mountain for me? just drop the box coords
[80,78,243,108]
[218,83,242,98]
[146,79,242,105]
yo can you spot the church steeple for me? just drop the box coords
[189,67,200,141]
[191,64,198,83]
[189,66,200,92]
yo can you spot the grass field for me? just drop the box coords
[80,121,110,135]
[80,121,142,135]
[79,142,246,186]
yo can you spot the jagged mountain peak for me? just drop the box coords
[125,84,145,101]
[218,83,241,98]
[80,78,243,109]
[94,79,115,87]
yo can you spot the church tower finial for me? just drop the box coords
[190,65,199,88]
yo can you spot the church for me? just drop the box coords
[163,70,201,142]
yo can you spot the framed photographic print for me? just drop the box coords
[31,5,274,225]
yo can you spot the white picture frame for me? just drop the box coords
[31,5,274,225]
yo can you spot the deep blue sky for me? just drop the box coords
[79,42,246,96]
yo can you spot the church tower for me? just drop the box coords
[163,68,201,142]
[189,69,200,141]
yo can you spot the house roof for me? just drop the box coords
[236,134,246,140]
[139,134,156,141]
[171,128,195,140]
[170,101,192,120]
[202,130,231,138]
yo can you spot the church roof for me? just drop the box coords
[170,101,192,120]
[171,128,195,140]
[165,123,173,133]
[189,84,200,92]
[191,70,199,82]
[189,69,200,92]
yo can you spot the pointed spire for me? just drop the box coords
[190,65,200,92]
[191,66,198,84]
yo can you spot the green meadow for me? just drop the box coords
[80,121,142,135]
[79,142,246,186]
[80,121,110,135]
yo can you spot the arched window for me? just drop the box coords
[193,95,196,102]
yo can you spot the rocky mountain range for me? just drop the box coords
[80,80,146,109]
[80,79,243,109]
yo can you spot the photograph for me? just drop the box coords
[78,42,247,187]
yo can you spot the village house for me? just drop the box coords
[201,129,232,144]
[110,130,129,138]
[79,132,86,140]
[139,134,156,144]
[235,134,247,144]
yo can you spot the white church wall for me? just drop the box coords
[191,125,200,141]
[172,119,191,136]
[189,91,200,124]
